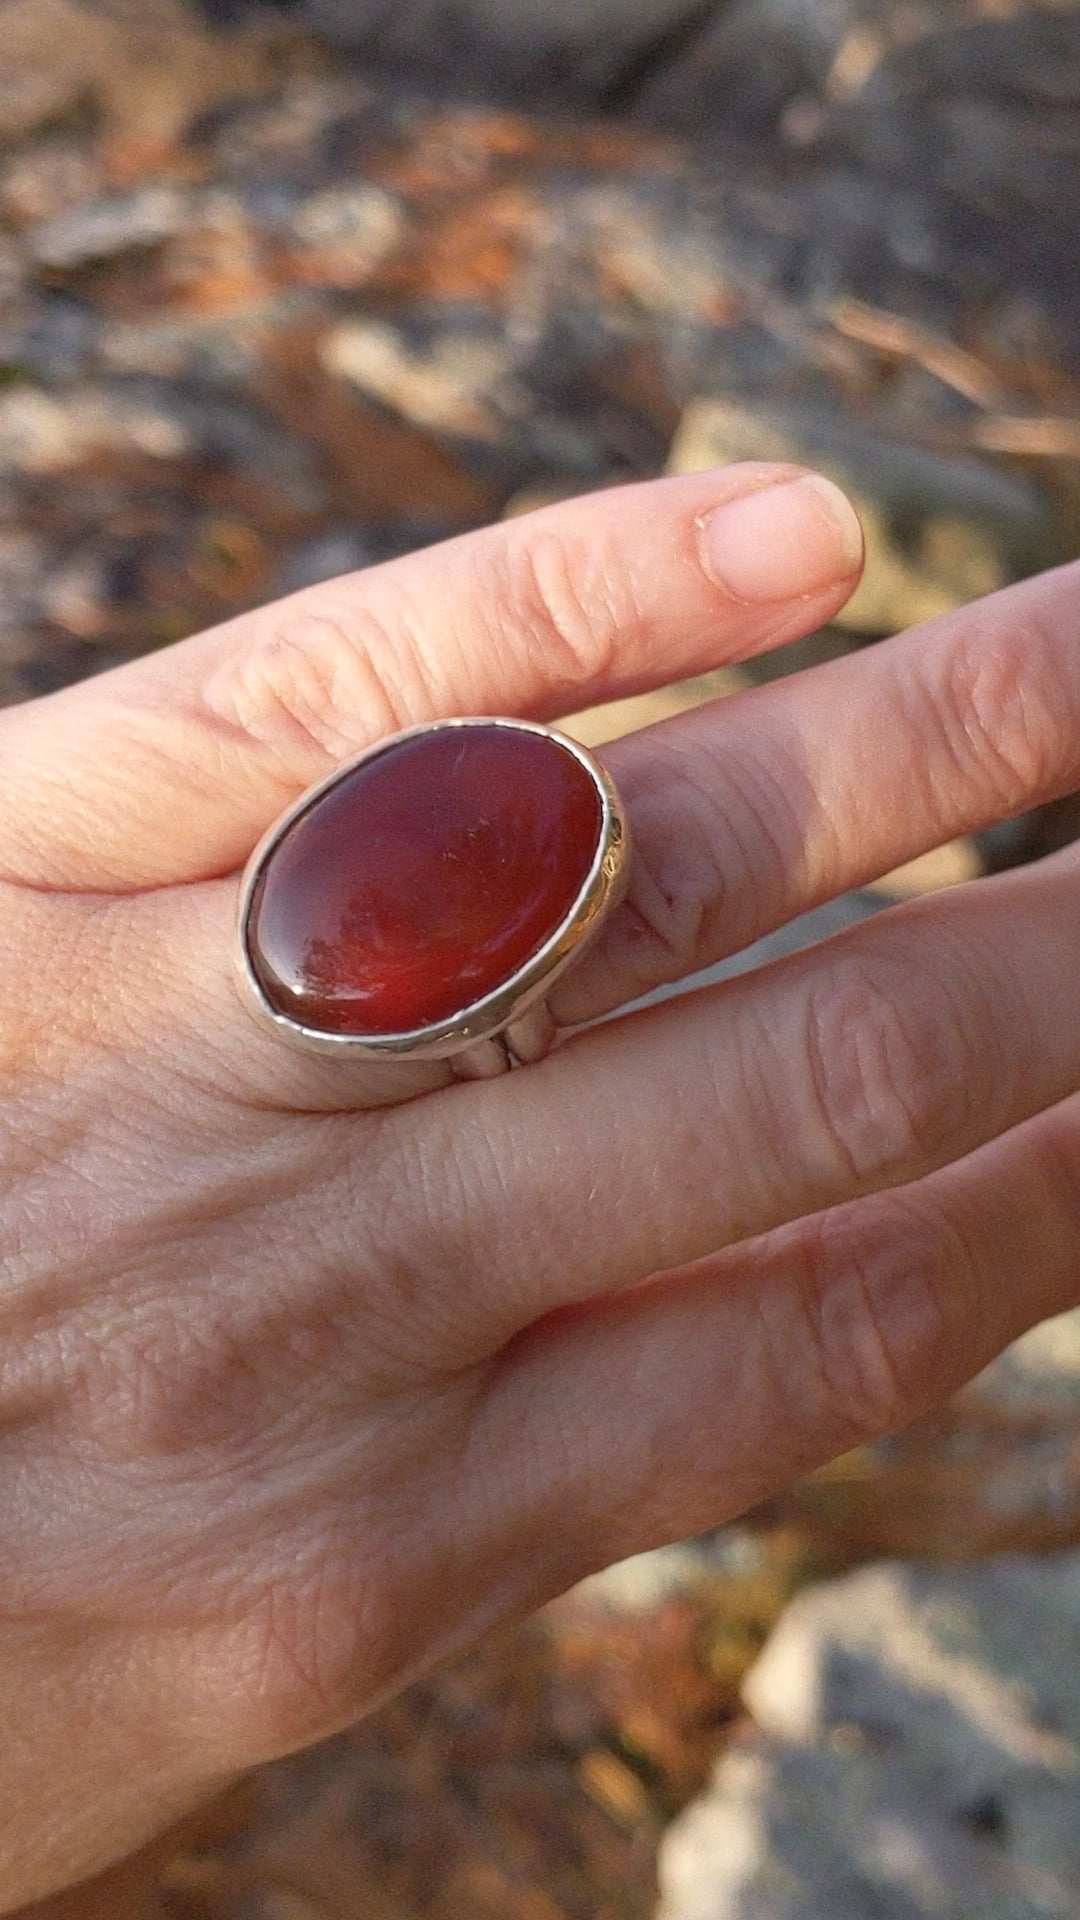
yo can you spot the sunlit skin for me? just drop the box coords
[3,464,1080,1915]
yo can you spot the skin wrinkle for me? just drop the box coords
[0,736,174,898]
[214,1390,511,1753]
[712,974,804,1223]
[436,1062,655,1336]
[0,1052,179,1327]
[500,520,635,703]
[491,1162,1001,1567]
[67,1232,431,1467]
[795,946,974,1194]
[567,740,711,1002]
[7,1382,372,1622]
[7,703,230,897]
[15,468,851,891]
[911,906,1026,1132]
[904,598,1079,832]
[113,676,317,850]
[800,1204,954,1443]
[242,1563,360,1738]
[255,1129,488,1377]
[788,914,996,1196]
[774,1167,1017,1445]
[409,1092,564,1336]
[0,893,88,1082]
[547,695,862,1029]
[612,738,737,984]
[336,1122,507,1372]
[208,604,404,779]
[441,1355,607,1618]
[670,711,817,955]
[474,1370,611,1579]
[951,616,1077,810]
[557,704,821,1016]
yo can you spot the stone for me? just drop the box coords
[28,186,191,270]
[0,234,22,309]
[322,321,514,439]
[0,385,185,474]
[247,724,603,1035]
[288,185,405,287]
[0,138,103,229]
[656,1552,1080,1920]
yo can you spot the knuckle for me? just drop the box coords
[613,844,710,992]
[614,740,798,990]
[495,521,630,699]
[610,803,715,992]
[799,943,985,1192]
[791,1196,978,1442]
[65,1284,235,1463]
[203,597,420,780]
[932,608,1077,811]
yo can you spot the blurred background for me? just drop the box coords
[4,1,1080,1914]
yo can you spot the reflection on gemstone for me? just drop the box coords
[247,725,604,1034]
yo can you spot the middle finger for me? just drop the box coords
[398,847,1080,1333]
[554,559,1080,1026]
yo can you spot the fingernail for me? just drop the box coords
[699,473,863,603]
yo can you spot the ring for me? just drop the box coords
[236,717,630,1080]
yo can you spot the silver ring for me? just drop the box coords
[235,717,630,1080]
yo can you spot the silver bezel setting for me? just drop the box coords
[236,716,629,1062]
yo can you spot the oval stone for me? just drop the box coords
[247,724,605,1036]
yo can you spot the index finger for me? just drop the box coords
[0,466,862,890]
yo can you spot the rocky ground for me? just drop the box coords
[4,2,1080,1915]
[4,0,1080,708]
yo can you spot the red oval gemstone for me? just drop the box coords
[247,724,604,1035]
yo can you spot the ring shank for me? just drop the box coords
[450,999,557,1079]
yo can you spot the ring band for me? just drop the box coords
[236,718,629,1079]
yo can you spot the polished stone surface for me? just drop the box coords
[248,724,603,1035]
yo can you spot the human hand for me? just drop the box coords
[3,464,1079,1909]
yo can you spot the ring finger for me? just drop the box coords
[396,845,1080,1335]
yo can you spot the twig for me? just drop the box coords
[825,297,1011,408]
[966,414,1080,458]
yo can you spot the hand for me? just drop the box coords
[3,463,1079,1910]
